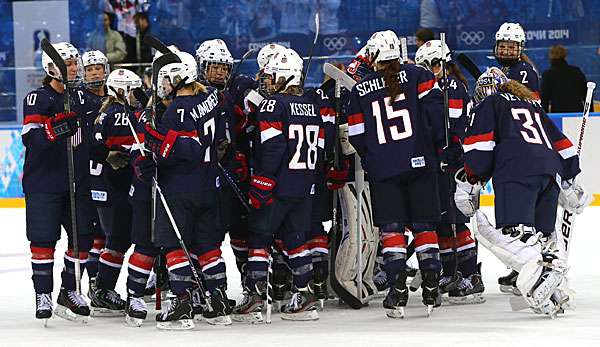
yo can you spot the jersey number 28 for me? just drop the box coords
[289,124,319,170]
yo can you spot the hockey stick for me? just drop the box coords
[456,53,482,79]
[323,63,356,91]
[440,33,459,277]
[302,12,320,85]
[224,48,256,92]
[114,88,214,312]
[217,163,250,211]
[400,37,408,64]
[40,38,82,294]
[265,254,273,324]
[143,34,171,54]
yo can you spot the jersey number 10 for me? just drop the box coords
[372,94,413,144]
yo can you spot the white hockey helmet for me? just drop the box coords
[415,40,451,75]
[152,45,180,62]
[159,51,198,91]
[257,43,287,70]
[264,48,304,90]
[494,22,526,66]
[41,42,83,86]
[195,39,234,87]
[82,50,109,89]
[473,67,508,105]
[365,30,401,64]
[106,69,142,100]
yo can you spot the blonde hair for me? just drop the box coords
[549,45,567,60]
[499,79,534,101]
[99,95,123,113]
[180,81,207,96]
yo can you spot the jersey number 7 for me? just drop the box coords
[373,94,413,144]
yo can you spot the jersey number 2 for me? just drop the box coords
[372,94,413,144]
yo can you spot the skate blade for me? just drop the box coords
[319,299,325,311]
[231,312,263,324]
[156,319,194,330]
[425,305,434,317]
[125,314,145,327]
[41,318,51,328]
[385,307,405,319]
[499,285,515,294]
[54,305,90,324]
[281,310,319,321]
[448,293,486,305]
[204,315,232,326]
[91,307,125,317]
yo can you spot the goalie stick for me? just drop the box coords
[456,53,482,79]
[40,38,82,295]
[302,12,320,85]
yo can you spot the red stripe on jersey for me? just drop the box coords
[105,135,135,148]
[287,244,308,256]
[66,249,89,260]
[448,99,464,109]
[259,120,283,131]
[166,249,188,268]
[24,114,49,125]
[553,138,573,151]
[437,236,454,250]
[199,248,222,266]
[463,131,494,145]
[318,128,325,139]
[92,238,105,250]
[179,130,198,137]
[414,231,438,248]
[320,107,335,116]
[31,246,55,260]
[533,91,541,100]
[129,252,155,271]
[382,233,407,248]
[418,79,435,94]
[347,112,364,126]
[249,248,269,258]
[456,230,475,248]
[307,236,328,249]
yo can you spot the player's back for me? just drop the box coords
[504,60,540,98]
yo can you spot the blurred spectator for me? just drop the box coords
[541,45,587,113]
[87,12,127,64]
[415,28,435,48]
[131,12,153,64]
[419,0,444,32]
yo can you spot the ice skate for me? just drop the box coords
[35,293,52,326]
[90,288,126,317]
[202,288,233,326]
[125,296,147,327]
[498,270,520,295]
[439,271,462,294]
[313,267,328,310]
[448,274,486,305]
[421,271,439,317]
[54,288,90,324]
[281,286,319,321]
[155,290,194,330]
[87,277,97,301]
[383,273,408,319]
[232,285,265,324]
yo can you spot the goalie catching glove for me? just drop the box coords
[44,111,78,141]
[454,167,482,217]
[558,179,592,214]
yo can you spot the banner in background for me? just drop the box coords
[0,128,24,198]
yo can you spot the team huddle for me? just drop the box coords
[22,21,593,329]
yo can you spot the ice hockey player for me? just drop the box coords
[88,69,143,316]
[233,48,326,322]
[346,30,446,318]
[456,67,587,317]
[23,42,93,323]
[142,51,230,329]
[494,22,540,99]
[415,40,484,304]
[80,50,110,295]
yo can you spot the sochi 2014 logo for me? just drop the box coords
[459,31,485,45]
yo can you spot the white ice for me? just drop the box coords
[0,207,599,346]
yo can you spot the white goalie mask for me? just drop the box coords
[365,30,401,64]
[82,50,109,89]
[415,40,451,77]
[494,22,526,66]
[195,39,234,89]
[41,42,83,87]
[159,51,198,94]
[263,48,304,93]
[106,69,142,103]
[257,43,287,70]
[473,67,509,105]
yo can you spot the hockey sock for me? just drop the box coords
[246,233,272,290]
[438,224,457,275]
[165,249,194,295]
[197,244,227,292]
[307,235,329,278]
[30,243,55,293]
[380,223,407,288]
[86,237,105,279]
[61,249,88,290]
[455,226,478,276]
[126,250,156,297]
[97,249,125,290]
[230,237,248,276]
[413,225,441,272]
[282,230,313,289]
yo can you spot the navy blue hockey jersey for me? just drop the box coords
[156,87,226,193]
[346,64,445,181]
[504,61,540,99]
[463,92,580,182]
[255,92,327,198]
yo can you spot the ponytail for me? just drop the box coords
[498,79,534,101]
[447,62,469,91]
[99,95,123,113]
[377,60,402,105]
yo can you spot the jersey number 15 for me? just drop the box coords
[372,94,413,144]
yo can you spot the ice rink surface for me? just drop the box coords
[0,207,598,347]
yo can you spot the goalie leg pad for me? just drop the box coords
[517,253,568,312]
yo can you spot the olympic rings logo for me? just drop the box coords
[459,31,485,45]
[323,37,347,51]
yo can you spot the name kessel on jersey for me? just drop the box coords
[355,72,409,97]
[289,103,317,117]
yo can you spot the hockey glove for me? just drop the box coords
[231,151,249,182]
[249,175,276,209]
[558,179,593,214]
[440,139,463,172]
[133,155,156,182]
[143,122,179,159]
[106,151,130,170]
[44,112,78,142]
[454,168,482,217]
[326,160,350,190]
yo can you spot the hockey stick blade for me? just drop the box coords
[323,63,356,91]
[225,48,256,92]
[456,53,482,79]
[151,53,181,91]
[143,34,171,54]
[40,38,68,84]
[133,87,150,108]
